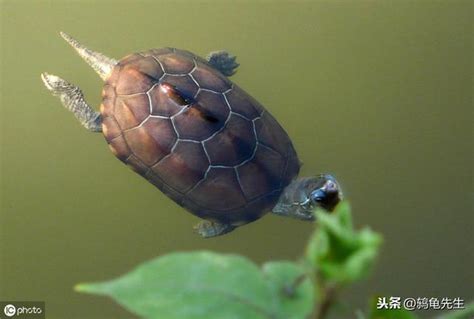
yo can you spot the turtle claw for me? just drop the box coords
[41,72,60,92]
[206,51,239,76]
[41,72,73,95]
[194,220,236,238]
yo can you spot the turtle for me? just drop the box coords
[41,32,342,238]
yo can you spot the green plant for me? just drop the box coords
[75,202,473,319]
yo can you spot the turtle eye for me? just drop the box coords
[310,189,326,203]
[160,83,193,106]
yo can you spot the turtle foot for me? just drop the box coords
[41,72,102,132]
[206,51,239,76]
[41,73,72,95]
[194,220,236,238]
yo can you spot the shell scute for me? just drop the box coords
[126,55,164,80]
[160,74,199,100]
[118,54,161,74]
[116,67,154,95]
[123,117,175,166]
[145,170,184,202]
[115,55,162,95]
[145,48,174,57]
[282,144,300,186]
[225,85,263,120]
[241,190,282,222]
[102,116,121,142]
[118,54,141,66]
[173,90,229,140]
[114,94,149,130]
[120,94,150,124]
[187,167,247,211]
[191,61,232,93]
[106,66,121,88]
[107,135,131,162]
[204,114,256,166]
[125,155,149,175]
[100,83,116,118]
[158,53,195,74]
[236,145,285,200]
[149,83,186,117]
[151,141,209,193]
[101,83,114,100]
[254,112,290,157]
[142,117,177,157]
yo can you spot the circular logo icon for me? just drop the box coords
[4,304,16,317]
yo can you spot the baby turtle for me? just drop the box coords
[41,32,342,238]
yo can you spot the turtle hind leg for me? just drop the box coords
[41,73,102,132]
[194,220,236,238]
[206,51,239,76]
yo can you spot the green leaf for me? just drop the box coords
[437,301,474,319]
[368,297,418,319]
[262,261,315,319]
[368,300,474,319]
[369,308,418,319]
[76,251,314,319]
[305,201,383,284]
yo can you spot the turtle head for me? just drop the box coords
[272,174,343,220]
[307,174,342,212]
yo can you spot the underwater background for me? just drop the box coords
[0,1,472,318]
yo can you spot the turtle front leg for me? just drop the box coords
[194,220,236,238]
[41,73,102,132]
[206,51,239,76]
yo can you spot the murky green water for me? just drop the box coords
[1,1,472,318]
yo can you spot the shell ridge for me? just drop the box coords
[200,100,232,143]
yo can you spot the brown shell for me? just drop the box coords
[100,48,300,225]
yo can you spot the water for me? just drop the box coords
[1,1,472,318]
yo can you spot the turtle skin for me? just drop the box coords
[100,48,300,226]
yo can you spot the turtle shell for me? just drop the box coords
[100,48,300,225]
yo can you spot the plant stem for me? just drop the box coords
[315,285,337,319]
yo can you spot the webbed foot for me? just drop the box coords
[206,51,239,76]
[194,220,236,238]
